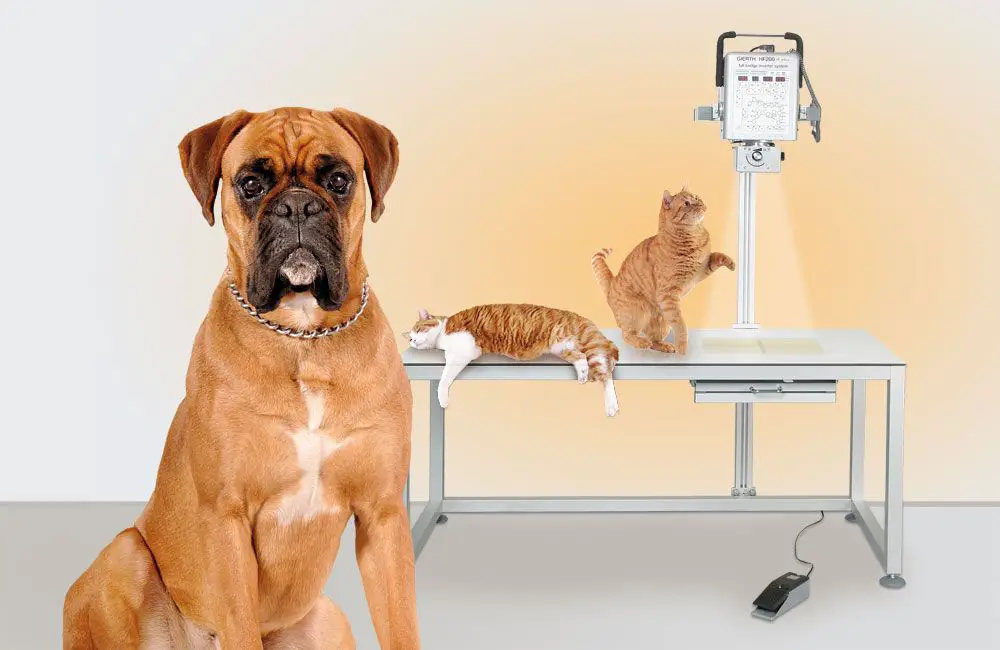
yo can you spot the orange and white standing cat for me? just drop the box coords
[591,187,734,355]
[406,304,621,416]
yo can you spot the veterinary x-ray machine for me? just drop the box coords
[694,31,822,499]
[402,32,907,597]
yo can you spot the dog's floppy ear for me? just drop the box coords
[330,108,399,223]
[178,110,254,226]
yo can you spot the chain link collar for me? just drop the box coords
[227,273,370,339]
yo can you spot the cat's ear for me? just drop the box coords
[662,189,673,208]
[419,308,431,320]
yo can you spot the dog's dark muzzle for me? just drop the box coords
[247,188,348,312]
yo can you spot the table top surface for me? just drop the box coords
[401,328,903,368]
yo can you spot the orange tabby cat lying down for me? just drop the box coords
[406,304,621,416]
[591,187,734,355]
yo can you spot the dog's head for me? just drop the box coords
[179,107,398,313]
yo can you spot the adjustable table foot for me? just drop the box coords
[879,574,906,589]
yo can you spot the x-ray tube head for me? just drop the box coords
[722,52,801,142]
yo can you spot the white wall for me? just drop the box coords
[1,3,99,500]
[0,0,420,500]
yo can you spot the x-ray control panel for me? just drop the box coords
[723,52,801,142]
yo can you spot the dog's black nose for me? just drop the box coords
[272,189,325,220]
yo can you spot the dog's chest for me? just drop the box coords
[270,382,352,526]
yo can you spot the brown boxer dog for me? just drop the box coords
[63,107,418,649]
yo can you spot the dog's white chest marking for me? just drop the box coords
[280,293,321,330]
[275,384,350,525]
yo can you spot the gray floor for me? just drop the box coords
[1,505,997,649]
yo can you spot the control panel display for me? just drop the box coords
[722,52,800,141]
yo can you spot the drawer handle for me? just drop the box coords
[749,386,783,394]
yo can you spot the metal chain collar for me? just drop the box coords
[227,274,370,340]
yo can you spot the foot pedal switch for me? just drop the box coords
[750,572,810,621]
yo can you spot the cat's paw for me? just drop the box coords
[605,401,620,417]
[652,341,676,354]
[437,391,450,409]
[711,252,736,272]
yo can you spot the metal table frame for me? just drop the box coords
[402,328,907,588]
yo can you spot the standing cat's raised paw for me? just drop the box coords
[651,341,676,354]
[709,252,736,272]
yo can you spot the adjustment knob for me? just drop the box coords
[751,150,764,162]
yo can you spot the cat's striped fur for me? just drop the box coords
[406,304,620,416]
[592,188,734,355]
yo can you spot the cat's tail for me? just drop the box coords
[591,248,615,297]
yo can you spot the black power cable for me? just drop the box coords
[793,511,825,577]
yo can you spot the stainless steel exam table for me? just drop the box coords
[401,327,907,588]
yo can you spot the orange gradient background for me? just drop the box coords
[28,0,992,503]
[367,2,1000,503]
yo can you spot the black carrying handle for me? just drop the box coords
[715,31,804,88]
[714,31,737,87]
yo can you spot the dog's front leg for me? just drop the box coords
[196,515,264,649]
[354,496,420,649]
[142,501,264,649]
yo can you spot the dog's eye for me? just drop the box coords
[239,176,265,199]
[325,172,351,195]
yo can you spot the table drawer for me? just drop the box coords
[690,380,838,404]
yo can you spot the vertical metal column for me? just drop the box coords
[735,170,758,329]
[404,474,410,522]
[414,380,448,558]
[732,168,758,496]
[429,380,445,506]
[880,367,906,587]
[844,380,867,523]
[733,403,754,496]
[848,381,867,501]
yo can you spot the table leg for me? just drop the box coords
[881,366,906,588]
[429,380,447,524]
[732,403,755,496]
[845,380,866,522]
[412,380,447,559]
[404,474,410,523]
